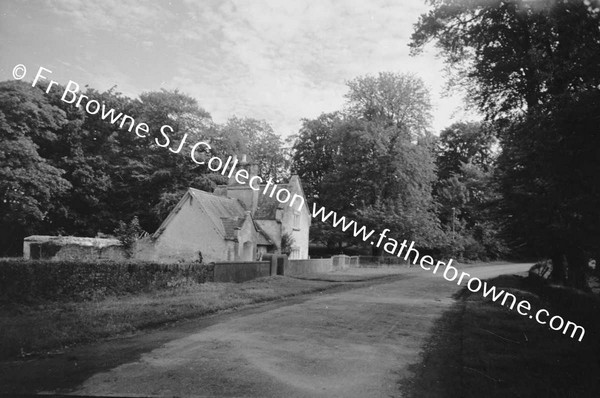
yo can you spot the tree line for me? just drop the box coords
[291,73,503,261]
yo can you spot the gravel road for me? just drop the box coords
[71,263,531,397]
[1,262,532,397]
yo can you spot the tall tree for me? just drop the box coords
[345,72,432,136]
[498,92,600,286]
[220,117,288,182]
[411,0,600,118]
[293,73,440,252]
[38,84,131,236]
[436,121,496,180]
[290,112,341,201]
[0,81,71,255]
[434,122,499,241]
[412,0,600,285]
[130,89,217,227]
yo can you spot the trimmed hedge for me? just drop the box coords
[0,259,214,303]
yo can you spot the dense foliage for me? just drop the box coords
[291,72,501,258]
[411,0,600,286]
[0,82,286,255]
[0,259,214,303]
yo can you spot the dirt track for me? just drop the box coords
[6,263,531,397]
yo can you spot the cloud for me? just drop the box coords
[160,0,467,134]
[7,0,473,135]
[48,0,173,39]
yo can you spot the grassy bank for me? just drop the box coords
[0,275,337,360]
[403,274,600,397]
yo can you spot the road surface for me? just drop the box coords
[6,263,532,397]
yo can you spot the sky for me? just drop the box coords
[0,0,477,137]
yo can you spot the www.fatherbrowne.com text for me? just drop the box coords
[310,205,585,342]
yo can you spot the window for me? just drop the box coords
[293,212,300,230]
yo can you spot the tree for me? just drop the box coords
[125,89,217,229]
[436,121,496,180]
[291,73,440,252]
[433,121,504,259]
[220,117,288,182]
[498,91,600,286]
[290,112,341,201]
[39,84,129,237]
[411,0,600,119]
[114,216,145,257]
[345,72,432,136]
[412,0,600,285]
[320,119,437,213]
[0,81,71,255]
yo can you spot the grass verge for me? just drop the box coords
[402,274,600,398]
[0,275,338,360]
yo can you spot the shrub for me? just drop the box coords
[281,232,295,255]
[0,259,215,303]
[114,216,145,257]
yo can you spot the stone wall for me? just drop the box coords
[23,235,126,261]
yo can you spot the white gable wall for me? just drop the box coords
[149,197,229,263]
[280,177,311,259]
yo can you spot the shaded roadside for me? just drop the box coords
[401,274,600,397]
[1,270,412,361]
[0,272,410,395]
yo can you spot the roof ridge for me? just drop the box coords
[189,187,235,199]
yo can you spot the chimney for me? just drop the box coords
[226,154,260,215]
[228,154,253,186]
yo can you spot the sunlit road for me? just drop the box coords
[64,263,531,397]
[0,263,532,397]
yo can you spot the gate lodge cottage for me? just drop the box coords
[134,158,311,263]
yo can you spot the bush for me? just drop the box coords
[281,232,295,255]
[0,259,215,303]
[114,216,145,257]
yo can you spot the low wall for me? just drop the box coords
[286,256,362,275]
[23,235,127,261]
[286,258,333,276]
[357,256,409,267]
[194,254,398,283]
[52,244,127,261]
[213,261,271,283]
[331,255,359,270]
